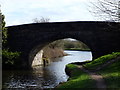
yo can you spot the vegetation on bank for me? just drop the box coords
[2,49,21,68]
[49,39,90,51]
[84,52,120,88]
[62,39,90,50]
[43,47,67,59]
[44,39,90,53]
[64,48,90,51]
[98,58,120,88]
[84,52,120,70]
[42,39,90,62]
[57,52,120,88]
[1,13,21,69]
[57,64,96,88]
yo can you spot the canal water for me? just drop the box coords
[2,50,92,89]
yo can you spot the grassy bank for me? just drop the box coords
[84,52,120,88]
[84,52,120,70]
[98,59,120,88]
[57,64,96,88]
[57,52,120,89]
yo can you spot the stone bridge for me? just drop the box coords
[7,21,120,69]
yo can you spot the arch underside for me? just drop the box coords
[29,31,97,67]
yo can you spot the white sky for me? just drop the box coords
[0,0,98,26]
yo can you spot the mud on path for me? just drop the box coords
[77,65,106,89]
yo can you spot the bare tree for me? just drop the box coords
[33,17,50,23]
[90,0,120,22]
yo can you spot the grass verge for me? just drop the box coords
[84,52,120,88]
[97,58,120,88]
[57,64,96,88]
[57,52,120,89]
[84,52,120,70]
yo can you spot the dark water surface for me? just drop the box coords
[2,50,92,89]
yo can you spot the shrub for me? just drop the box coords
[2,49,21,68]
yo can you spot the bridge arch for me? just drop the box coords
[29,37,92,67]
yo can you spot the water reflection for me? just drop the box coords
[3,66,44,89]
[2,50,92,89]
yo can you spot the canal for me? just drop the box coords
[2,50,92,89]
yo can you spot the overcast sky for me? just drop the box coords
[0,0,98,26]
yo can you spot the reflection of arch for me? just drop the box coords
[7,21,120,69]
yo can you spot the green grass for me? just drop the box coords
[57,52,120,89]
[84,52,120,88]
[98,59,120,88]
[57,64,95,88]
[84,52,120,70]
[66,64,78,70]
[2,49,21,65]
